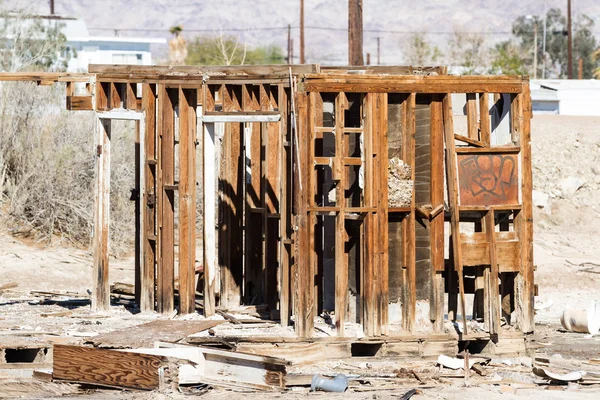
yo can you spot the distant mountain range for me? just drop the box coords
[6,0,600,65]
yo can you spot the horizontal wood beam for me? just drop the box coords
[90,64,318,77]
[0,73,92,83]
[97,111,144,120]
[298,76,525,94]
[201,111,281,123]
[66,96,93,111]
[454,146,520,154]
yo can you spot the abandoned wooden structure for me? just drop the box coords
[0,65,534,342]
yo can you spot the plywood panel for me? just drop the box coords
[457,153,519,206]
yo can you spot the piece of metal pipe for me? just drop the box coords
[310,374,349,392]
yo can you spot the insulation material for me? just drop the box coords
[388,157,413,207]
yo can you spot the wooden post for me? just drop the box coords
[479,93,490,145]
[279,85,291,327]
[157,85,176,314]
[485,209,501,335]
[92,118,111,311]
[134,119,141,306]
[362,93,375,336]
[308,92,319,318]
[220,87,243,309]
[348,0,364,65]
[295,91,314,337]
[334,92,348,336]
[516,83,534,333]
[430,95,445,331]
[141,84,156,312]
[300,0,305,64]
[442,94,468,335]
[401,93,416,333]
[178,88,197,314]
[202,84,217,317]
[377,93,389,335]
[466,93,478,140]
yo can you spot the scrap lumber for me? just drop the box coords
[147,342,289,390]
[88,320,222,348]
[0,282,18,292]
[0,381,82,398]
[52,345,182,390]
[110,282,134,295]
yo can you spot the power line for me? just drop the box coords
[89,25,582,35]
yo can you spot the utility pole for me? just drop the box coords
[287,24,292,64]
[348,0,364,65]
[377,37,381,65]
[567,0,573,79]
[300,0,305,64]
[542,0,548,78]
[50,0,55,14]
[533,21,538,79]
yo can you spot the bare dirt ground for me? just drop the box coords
[0,115,599,398]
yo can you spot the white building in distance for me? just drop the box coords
[0,14,166,72]
[531,79,600,116]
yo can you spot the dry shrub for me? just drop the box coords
[0,82,135,255]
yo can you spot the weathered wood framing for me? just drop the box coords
[92,117,111,312]
[0,67,534,343]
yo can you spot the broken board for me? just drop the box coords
[88,319,222,348]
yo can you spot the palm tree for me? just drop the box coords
[168,26,187,65]
[592,48,600,79]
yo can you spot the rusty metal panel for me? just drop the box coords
[457,153,518,206]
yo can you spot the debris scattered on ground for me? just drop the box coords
[310,374,348,392]
[388,157,413,207]
[560,302,600,334]
[558,176,586,198]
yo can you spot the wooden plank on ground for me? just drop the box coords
[88,320,223,348]
[53,345,170,390]
[153,342,288,389]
